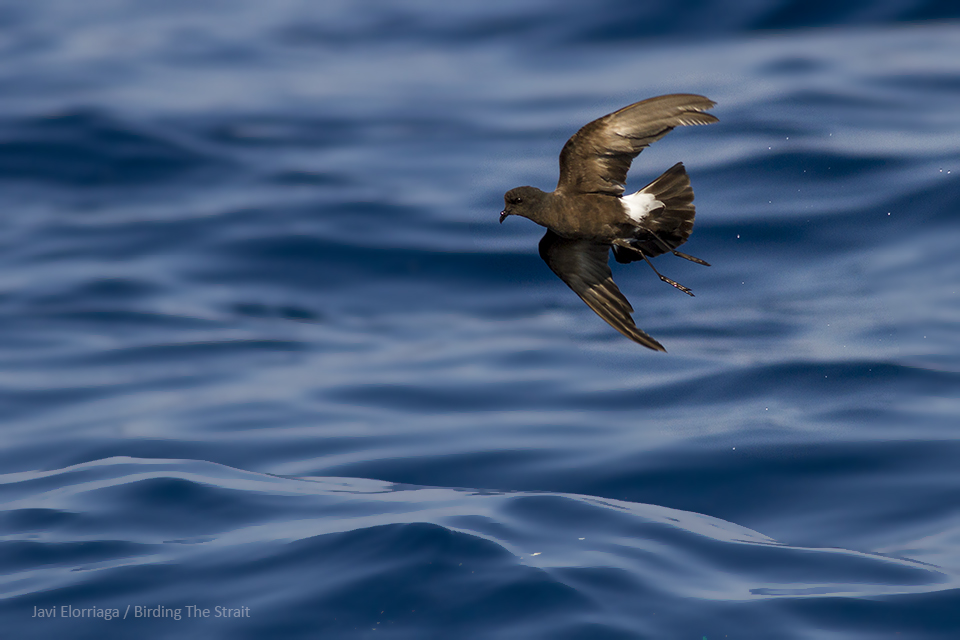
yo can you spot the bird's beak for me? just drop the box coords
[499,210,509,224]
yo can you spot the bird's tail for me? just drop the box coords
[613,162,697,263]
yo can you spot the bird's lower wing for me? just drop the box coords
[538,230,665,351]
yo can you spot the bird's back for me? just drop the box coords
[540,191,631,240]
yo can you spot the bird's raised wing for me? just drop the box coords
[556,94,717,197]
[538,230,665,351]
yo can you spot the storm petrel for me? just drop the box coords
[500,94,718,351]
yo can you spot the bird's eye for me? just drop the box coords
[513,197,523,204]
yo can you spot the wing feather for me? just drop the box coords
[538,230,665,351]
[557,94,717,196]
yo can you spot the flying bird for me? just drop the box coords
[500,94,718,351]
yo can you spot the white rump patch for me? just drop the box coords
[621,191,662,224]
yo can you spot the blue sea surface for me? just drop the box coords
[1,1,959,638]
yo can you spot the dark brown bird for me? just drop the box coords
[500,94,718,351]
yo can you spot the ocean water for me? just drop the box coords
[1,1,959,638]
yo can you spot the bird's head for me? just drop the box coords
[500,186,547,224]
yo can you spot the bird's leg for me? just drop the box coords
[647,230,711,266]
[670,249,710,266]
[621,242,694,297]
[645,255,694,296]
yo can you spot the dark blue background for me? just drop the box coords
[1,1,959,638]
